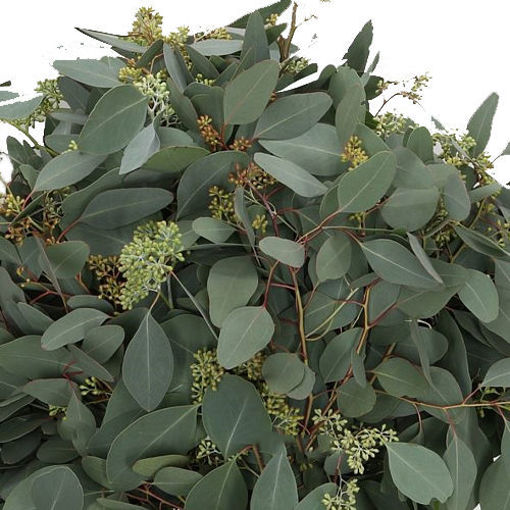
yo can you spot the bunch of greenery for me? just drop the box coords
[0,2,509,509]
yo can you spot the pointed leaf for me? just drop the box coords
[122,312,174,411]
[251,449,298,510]
[254,153,327,198]
[223,60,280,125]
[79,85,148,155]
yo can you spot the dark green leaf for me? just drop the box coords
[31,465,83,510]
[44,241,90,279]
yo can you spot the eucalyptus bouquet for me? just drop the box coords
[0,2,509,509]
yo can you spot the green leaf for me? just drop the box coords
[106,405,198,490]
[260,123,343,176]
[44,241,90,279]
[163,44,189,92]
[319,328,360,382]
[259,236,305,268]
[119,122,160,175]
[122,312,174,411]
[177,151,249,219]
[295,483,337,510]
[0,95,43,120]
[31,465,83,510]
[202,374,272,457]
[154,467,202,496]
[217,306,274,369]
[0,237,20,264]
[407,126,434,162]
[79,188,173,229]
[143,146,208,174]
[316,232,352,281]
[22,378,74,406]
[387,442,453,504]
[41,308,108,350]
[458,268,499,323]
[240,11,270,67]
[335,83,365,151]
[184,461,248,510]
[443,172,471,221]
[254,92,332,140]
[67,344,114,382]
[453,224,510,261]
[443,436,477,510]
[34,152,105,191]
[63,393,96,455]
[254,153,327,198]
[223,60,280,125]
[336,378,376,417]
[467,92,499,156]
[53,58,124,88]
[361,239,440,289]
[79,85,148,155]
[337,151,396,212]
[407,233,444,284]
[82,325,125,363]
[373,358,428,398]
[251,449,298,510]
[132,455,189,477]
[192,217,235,243]
[343,20,373,72]
[481,358,510,387]
[262,353,306,395]
[479,459,510,510]
[190,39,243,56]
[381,187,439,231]
[207,256,259,327]
[0,335,72,378]
[0,90,18,102]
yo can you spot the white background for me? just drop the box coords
[0,0,509,186]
